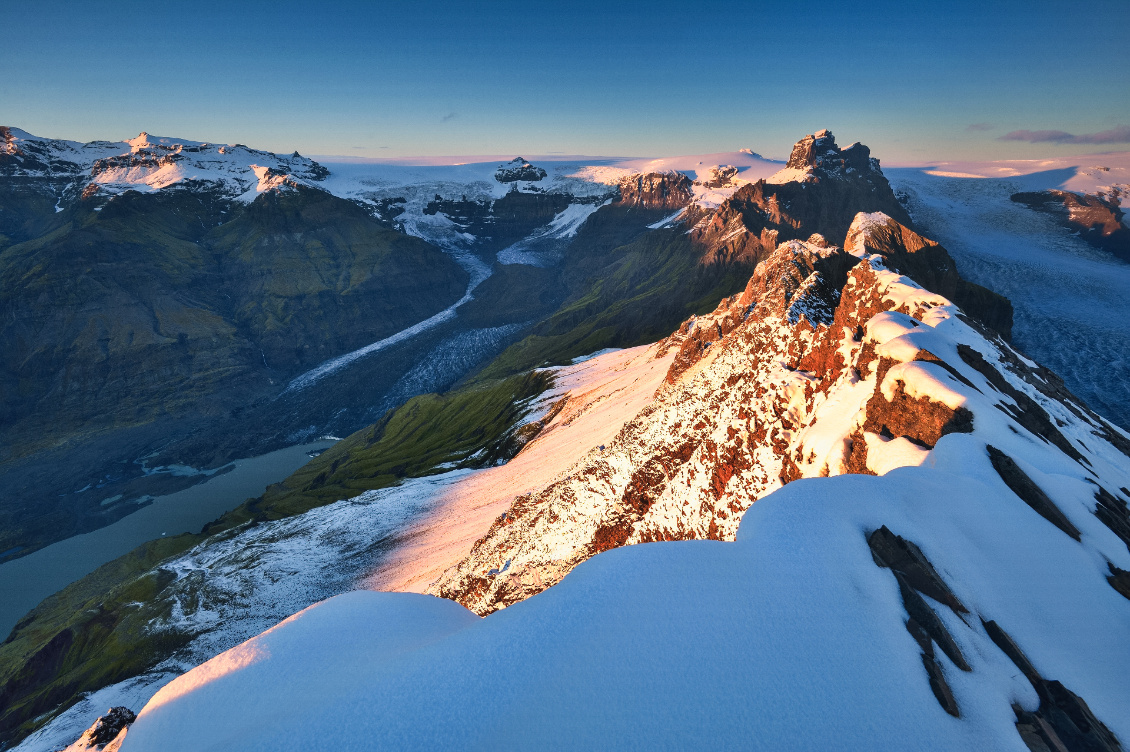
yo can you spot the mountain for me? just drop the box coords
[1011,188,1130,262]
[0,128,796,564]
[0,134,472,560]
[1,130,1127,751]
[78,211,1130,752]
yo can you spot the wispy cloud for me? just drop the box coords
[966,123,994,131]
[1000,125,1130,144]
[440,112,458,123]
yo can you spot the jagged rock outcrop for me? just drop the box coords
[428,211,1130,616]
[616,171,694,210]
[687,129,913,267]
[1012,189,1130,262]
[494,157,547,183]
[64,706,135,751]
[844,212,1013,338]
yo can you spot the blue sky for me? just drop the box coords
[2,0,1128,162]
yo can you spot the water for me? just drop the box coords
[0,440,334,639]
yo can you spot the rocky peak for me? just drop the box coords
[701,165,739,188]
[786,128,874,174]
[689,132,911,268]
[495,157,547,183]
[1011,189,1130,262]
[845,212,1013,339]
[616,171,694,210]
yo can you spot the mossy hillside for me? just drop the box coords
[0,179,74,251]
[0,186,468,457]
[0,371,550,749]
[0,534,201,745]
[213,369,553,523]
[0,191,244,449]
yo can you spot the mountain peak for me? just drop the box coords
[495,157,547,183]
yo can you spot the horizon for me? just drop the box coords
[3,1,1128,163]
[8,123,1130,171]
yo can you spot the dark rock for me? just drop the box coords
[1012,190,1130,263]
[1092,485,1130,553]
[79,706,136,749]
[984,620,1122,752]
[868,526,967,614]
[956,345,1085,463]
[1107,563,1130,601]
[495,157,547,183]
[986,446,1081,541]
[868,527,969,716]
[616,172,694,210]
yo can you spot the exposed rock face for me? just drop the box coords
[688,130,913,267]
[429,209,1127,616]
[494,157,547,183]
[701,165,739,188]
[616,171,694,210]
[64,706,135,751]
[0,127,328,193]
[1012,189,1130,262]
[844,212,1013,338]
[786,128,873,172]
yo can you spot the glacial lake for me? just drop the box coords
[0,440,335,639]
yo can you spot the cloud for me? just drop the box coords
[440,112,458,123]
[966,123,994,131]
[1000,125,1130,144]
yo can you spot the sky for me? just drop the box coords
[2,0,1128,164]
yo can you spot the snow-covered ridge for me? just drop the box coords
[98,212,1130,751]
[2,125,798,248]
[0,126,328,202]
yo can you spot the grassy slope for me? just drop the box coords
[0,186,469,558]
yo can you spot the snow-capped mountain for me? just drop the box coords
[0,127,329,203]
[5,128,1130,752]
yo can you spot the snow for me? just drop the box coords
[495,200,610,266]
[2,128,325,201]
[362,343,676,594]
[119,453,1130,750]
[12,470,478,752]
[888,157,1130,429]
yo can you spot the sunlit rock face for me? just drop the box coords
[686,129,914,269]
[429,212,1128,616]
